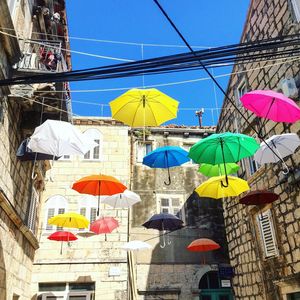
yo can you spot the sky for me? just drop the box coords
[66,0,250,126]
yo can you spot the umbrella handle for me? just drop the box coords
[221,175,229,188]
[167,233,171,245]
[281,162,289,175]
[160,233,166,248]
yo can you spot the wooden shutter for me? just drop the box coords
[27,187,39,234]
[90,208,97,223]
[257,210,278,258]
[46,208,55,230]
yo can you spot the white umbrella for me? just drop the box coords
[254,133,300,164]
[121,240,152,251]
[102,190,141,208]
[28,120,97,156]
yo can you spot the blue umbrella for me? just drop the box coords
[142,213,184,248]
[142,146,189,185]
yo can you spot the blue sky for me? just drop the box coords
[66,1,250,126]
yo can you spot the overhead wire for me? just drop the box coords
[152,0,292,166]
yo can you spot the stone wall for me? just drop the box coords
[217,0,300,299]
[129,128,232,299]
[31,119,130,299]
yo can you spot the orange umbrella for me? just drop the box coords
[72,174,127,216]
[187,238,220,252]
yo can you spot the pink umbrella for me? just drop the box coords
[90,217,119,235]
[241,90,300,123]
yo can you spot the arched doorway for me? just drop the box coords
[199,271,234,300]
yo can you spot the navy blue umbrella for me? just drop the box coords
[142,213,184,248]
[142,146,189,185]
[16,138,61,161]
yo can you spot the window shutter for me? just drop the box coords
[257,210,278,258]
[56,208,65,231]
[292,0,300,22]
[46,208,55,230]
[90,208,97,223]
[93,139,100,159]
[27,187,39,234]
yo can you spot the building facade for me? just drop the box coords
[129,126,234,300]
[217,0,300,299]
[0,0,71,299]
[31,118,130,300]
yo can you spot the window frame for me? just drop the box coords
[82,128,103,161]
[181,143,195,165]
[44,195,68,231]
[136,141,153,163]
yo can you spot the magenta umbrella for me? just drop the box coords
[241,90,300,123]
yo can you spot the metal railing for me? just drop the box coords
[16,40,66,73]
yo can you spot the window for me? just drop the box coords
[45,195,68,231]
[136,142,153,163]
[291,0,300,22]
[7,0,19,16]
[257,210,278,258]
[248,156,260,176]
[157,194,184,221]
[59,155,71,161]
[27,187,39,234]
[235,79,248,107]
[83,129,102,160]
[78,196,97,231]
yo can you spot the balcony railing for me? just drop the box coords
[15,40,66,73]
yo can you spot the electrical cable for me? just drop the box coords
[152,0,289,166]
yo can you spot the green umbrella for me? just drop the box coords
[198,163,240,177]
[189,132,259,186]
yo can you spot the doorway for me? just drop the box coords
[199,271,234,300]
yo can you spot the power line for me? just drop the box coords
[152,0,289,166]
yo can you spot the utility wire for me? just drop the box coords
[152,0,287,165]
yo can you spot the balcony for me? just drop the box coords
[15,40,67,74]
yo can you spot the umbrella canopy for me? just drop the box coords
[16,138,61,161]
[27,120,97,156]
[198,163,240,177]
[110,88,179,127]
[189,132,259,186]
[195,176,250,199]
[143,146,190,185]
[72,174,127,215]
[239,190,279,206]
[187,238,220,252]
[48,231,78,254]
[102,190,141,208]
[48,212,89,229]
[254,133,300,165]
[48,231,78,242]
[240,90,300,123]
[90,217,119,234]
[121,240,152,251]
[189,132,259,164]
[142,213,183,231]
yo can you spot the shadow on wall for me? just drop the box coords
[143,192,230,297]
[0,236,7,299]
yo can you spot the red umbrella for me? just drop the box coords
[239,190,279,206]
[90,217,119,235]
[187,238,220,252]
[48,231,77,254]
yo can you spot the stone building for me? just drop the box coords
[129,126,234,300]
[31,117,130,300]
[217,0,300,299]
[0,0,71,299]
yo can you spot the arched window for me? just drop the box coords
[83,128,102,160]
[44,195,68,231]
[78,195,98,230]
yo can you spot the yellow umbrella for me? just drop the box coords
[195,176,249,199]
[48,212,89,229]
[109,88,179,127]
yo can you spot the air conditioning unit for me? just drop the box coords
[280,78,298,99]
